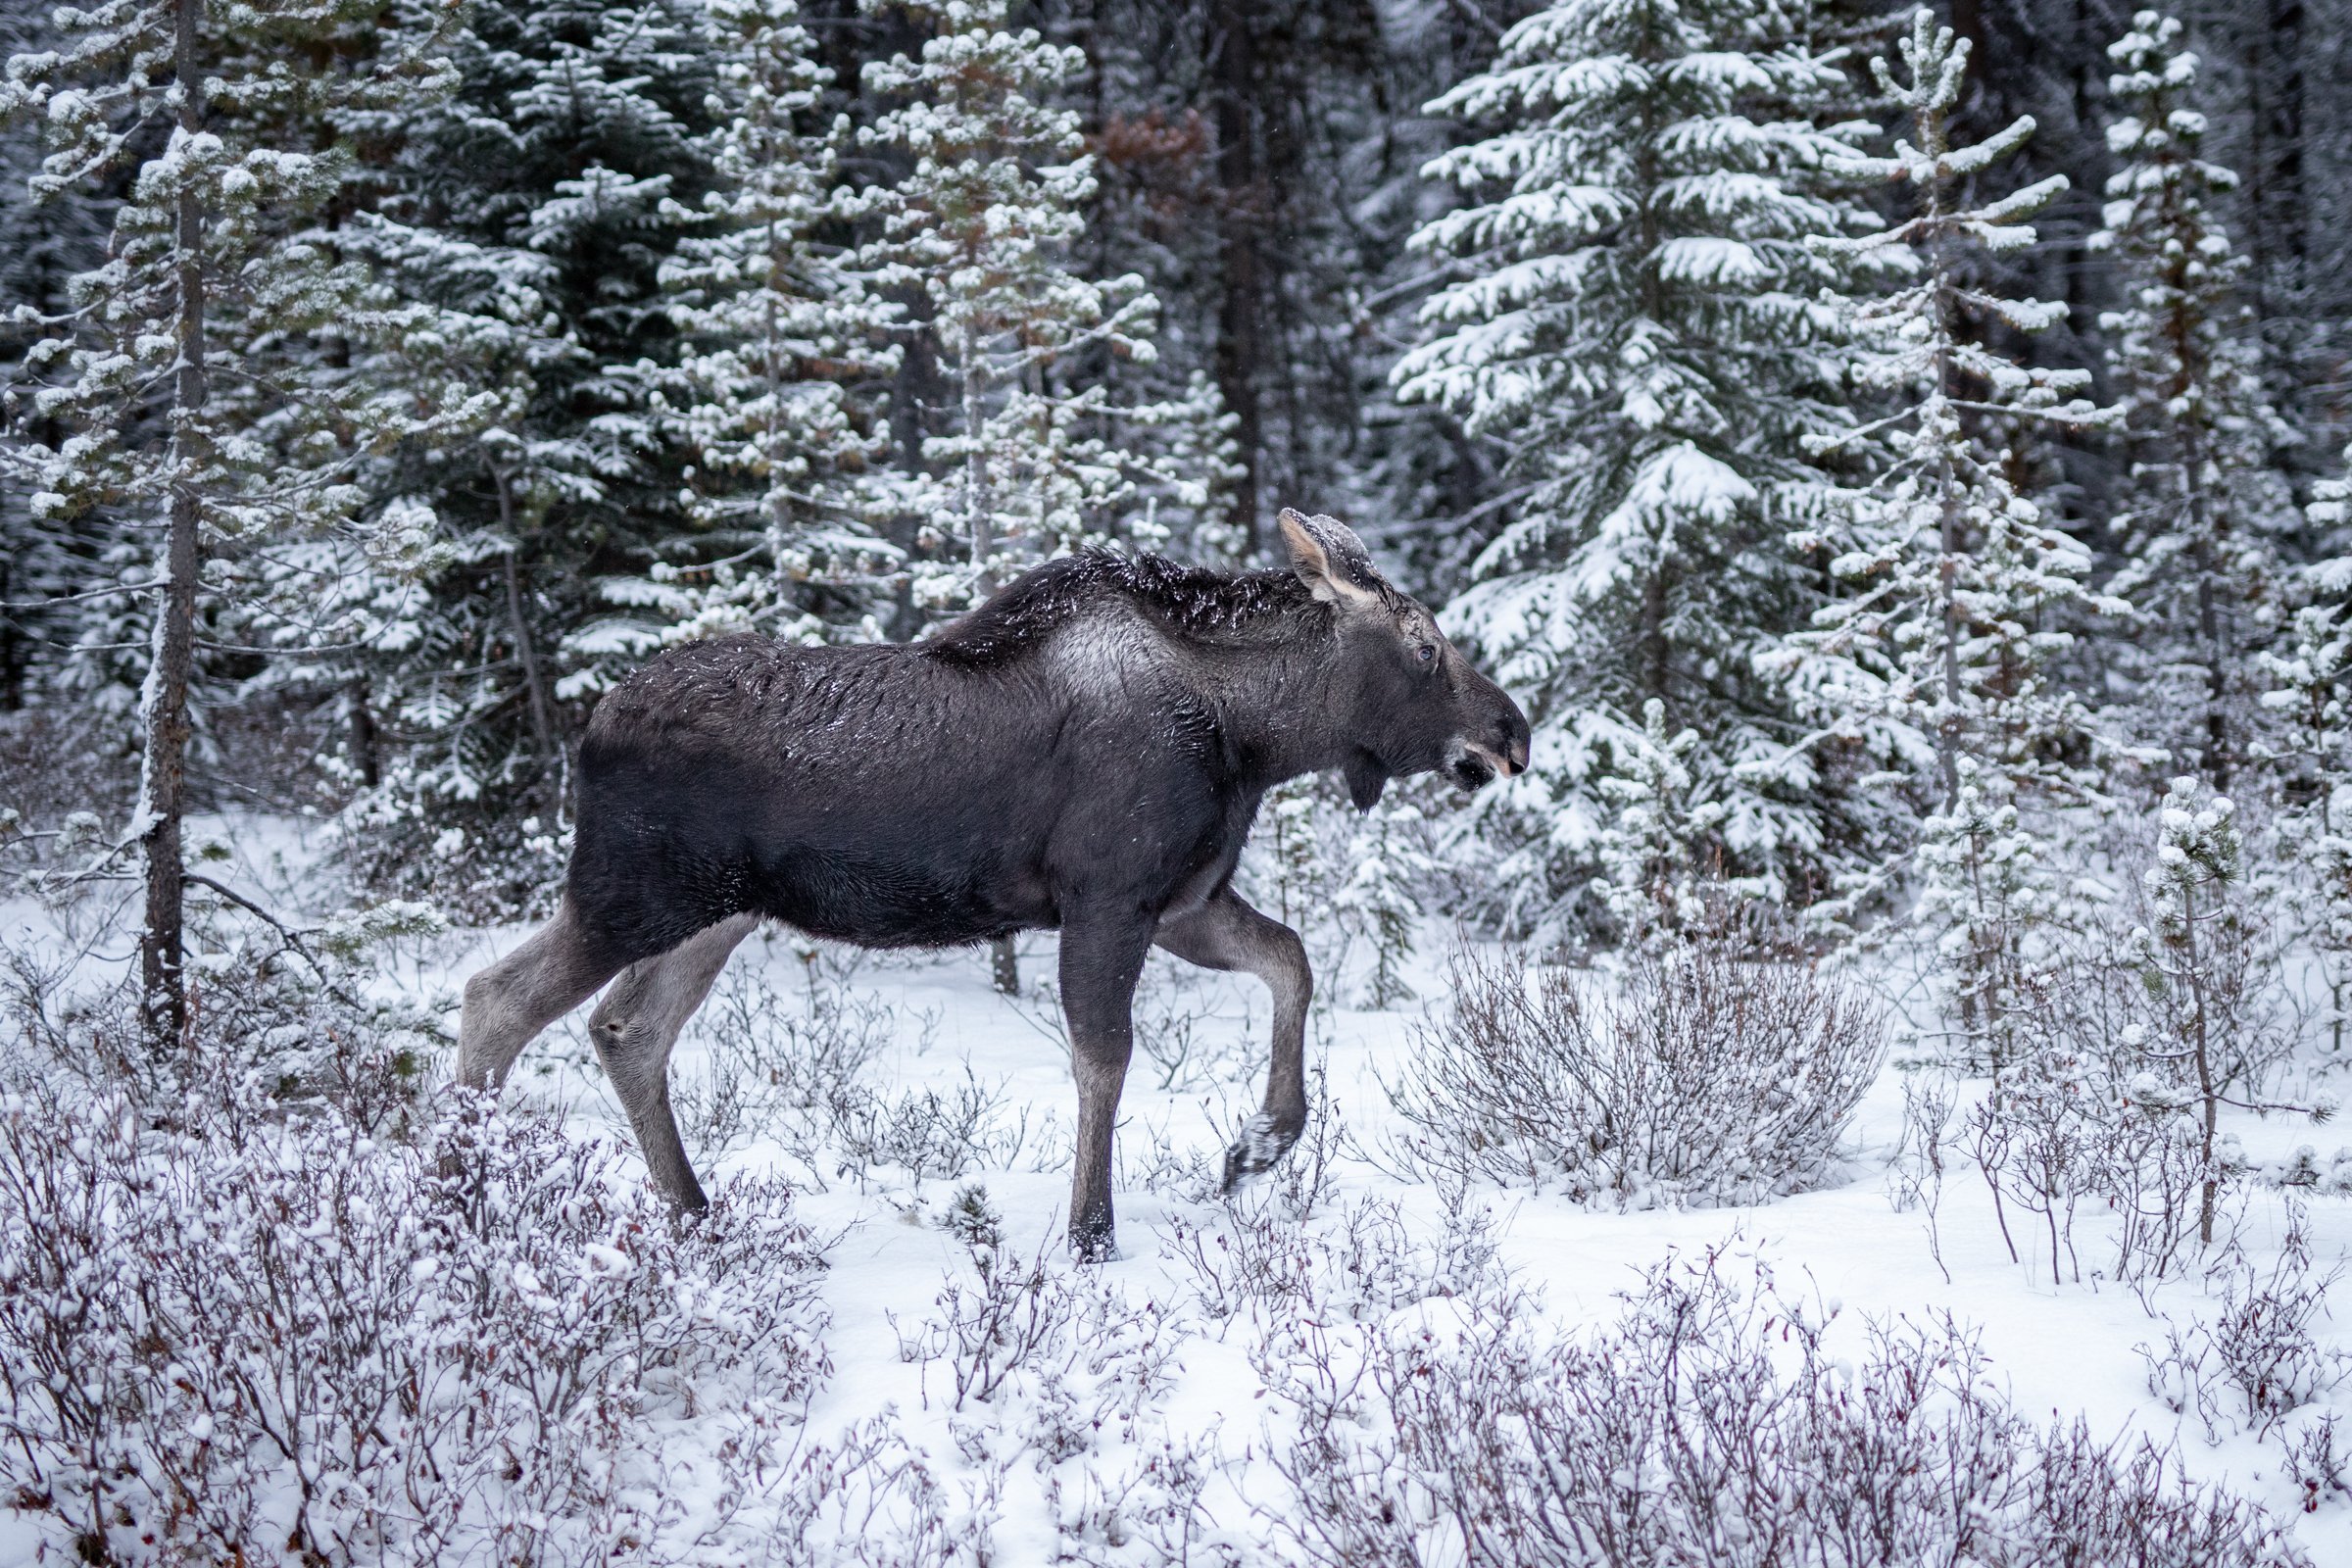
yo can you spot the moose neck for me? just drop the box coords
[1190,612,1368,792]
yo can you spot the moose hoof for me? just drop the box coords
[1220,1111,1302,1195]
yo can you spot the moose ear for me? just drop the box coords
[1278,508,1382,608]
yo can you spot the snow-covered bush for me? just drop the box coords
[0,1075,829,1565]
[0,945,842,1568]
[2,895,447,1137]
[2142,1206,2351,1445]
[1957,780,2309,1284]
[1165,1191,1507,1326]
[1392,937,1884,1206]
[1334,799,1434,1008]
[1271,1246,2313,1567]
[669,956,1035,1186]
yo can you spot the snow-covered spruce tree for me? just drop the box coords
[1335,800,1435,1008]
[2091,11,2293,789]
[0,0,500,1027]
[1590,697,1753,947]
[327,0,721,914]
[1782,10,2115,1066]
[612,0,902,652]
[2133,776,2246,1245]
[1392,0,1885,938]
[2260,604,2352,1059]
[0,7,115,720]
[853,0,1214,612]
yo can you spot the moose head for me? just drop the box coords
[1276,507,1531,810]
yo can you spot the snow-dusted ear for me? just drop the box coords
[1278,508,1384,608]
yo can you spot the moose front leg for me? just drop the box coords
[1058,912,1156,1262]
[1153,890,1311,1192]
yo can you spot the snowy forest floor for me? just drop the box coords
[6,811,2352,1565]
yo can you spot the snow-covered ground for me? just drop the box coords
[7,811,2352,1564]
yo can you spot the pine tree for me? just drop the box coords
[1392,0,1884,936]
[1785,9,2117,1060]
[2259,604,2352,1059]
[851,0,1212,612]
[0,6,115,716]
[1335,800,1434,1008]
[1590,698,1749,946]
[617,0,902,650]
[0,0,501,1027]
[326,0,721,913]
[2092,11,2292,789]
[2133,775,2244,1244]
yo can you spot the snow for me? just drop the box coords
[6,809,2341,1562]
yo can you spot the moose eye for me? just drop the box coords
[1415,643,1438,666]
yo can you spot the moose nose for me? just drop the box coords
[1497,715,1531,776]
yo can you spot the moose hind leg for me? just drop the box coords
[458,898,623,1093]
[1153,891,1311,1192]
[586,912,760,1212]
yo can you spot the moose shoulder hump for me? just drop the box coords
[916,551,1325,671]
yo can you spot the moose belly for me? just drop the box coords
[747,841,1053,948]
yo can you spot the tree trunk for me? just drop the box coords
[139,0,210,1039]
[490,461,556,779]
[963,327,995,587]
[1210,0,1262,555]
[348,677,380,789]
[991,934,1020,996]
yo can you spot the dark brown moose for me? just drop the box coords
[457,509,1530,1259]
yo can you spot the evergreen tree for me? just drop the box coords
[2260,603,2352,1059]
[1392,0,1884,936]
[852,0,1217,613]
[618,0,903,650]
[329,0,721,913]
[1590,698,1748,946]
[0,0,502,1025]
[2092,11,2292,789]
[1335,799,1433,1007]
[0,6,115,717]
[1785,9,2115,1061]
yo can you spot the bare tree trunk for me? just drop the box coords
[490,460,556,775]
[139,0,209,1038]
[2185,426,2231,790]
[348,677,380,789]
[991,935,1020,996]
[1211,0,1262,555]
[963,331,995,586]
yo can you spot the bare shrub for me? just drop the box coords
[0,1074,830,1565]
[894,1185,1188,1490]
[670,961,1033,1185]
[1268,1246,2313,1568]
[1886,1072,1955,1282]
[1167,1191,1508,1327]
[896,1185,1086,1411]
[1392,937,1884,1206]
[2285,1413,2352,1514]
[2143,1205,2352,1442]
[671,958,899,1161]
[1132,965,1256,1094]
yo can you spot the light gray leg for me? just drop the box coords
[458,898,622,1092]
[1153,889,1312,1192]
[1060,911,1156,1262]
[585,912,760,1211]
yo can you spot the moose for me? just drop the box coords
[458,509,1529,1259]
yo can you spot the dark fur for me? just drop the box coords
[462,516,1529,1258]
